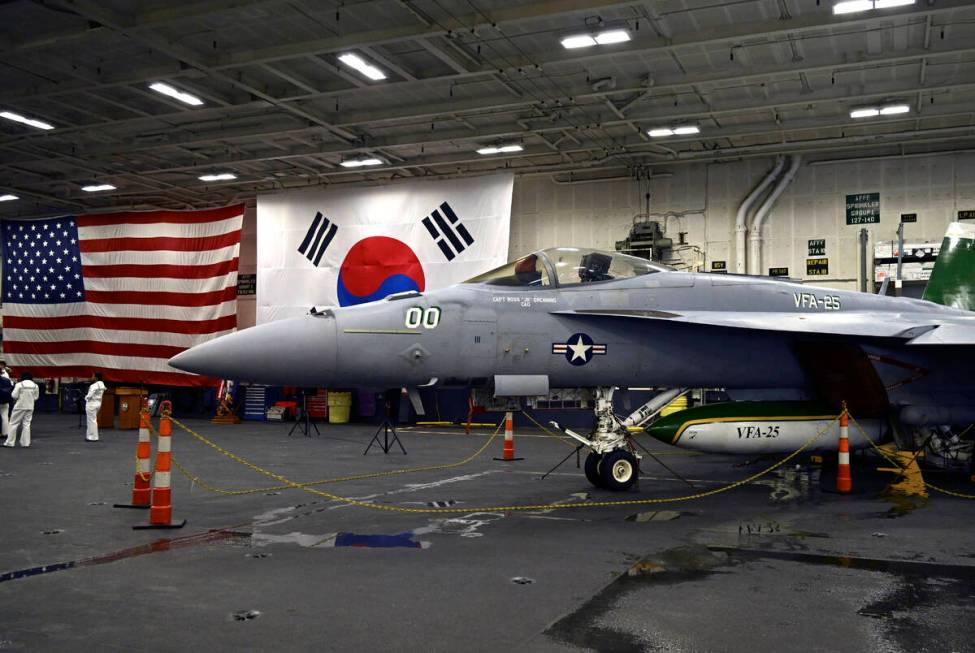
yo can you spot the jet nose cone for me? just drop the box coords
[169,315,338,386]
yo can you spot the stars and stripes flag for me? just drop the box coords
[1,205,244,386]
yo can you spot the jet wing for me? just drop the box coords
[553,309,975,343]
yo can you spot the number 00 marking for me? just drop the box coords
[406,307,440,329]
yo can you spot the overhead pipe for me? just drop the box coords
[734,156,785,274]
[748,154,802,276]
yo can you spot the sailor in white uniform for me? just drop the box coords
[85,373,107,442]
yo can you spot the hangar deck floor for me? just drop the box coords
[1,415,973,652]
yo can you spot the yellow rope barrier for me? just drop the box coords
[166,415,839,513]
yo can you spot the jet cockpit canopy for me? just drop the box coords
[464,247,671,288]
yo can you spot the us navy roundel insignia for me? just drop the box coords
[552,333,608,366]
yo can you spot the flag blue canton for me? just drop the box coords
[3,217,85,304]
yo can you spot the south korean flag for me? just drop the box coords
[256,173,514,323]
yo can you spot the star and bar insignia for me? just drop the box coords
[552,333,607,366]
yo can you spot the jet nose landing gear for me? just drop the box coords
[551,387,643,492]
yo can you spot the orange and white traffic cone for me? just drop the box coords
[836,402,852,494]
[134,401,186,529]
[494,411,523,462]
[114,398,152,510]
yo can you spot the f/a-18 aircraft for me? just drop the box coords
[170,222,975,491]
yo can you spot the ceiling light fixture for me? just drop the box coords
[648,125,700,138]
[337,53,387,81]
[879,103,911,115]
[148,82,204,106]
[0,194,18,202]
[81,184,117,192]
[874,0,915,7]
[833,0,913,14]
[0,111,54,130]
[561,28,631,50]
[850,102,910,119]
[477,144,524,155]
[560,34,597,49]
[198,173,238,182]
[594,29,631,45]
[340,157,384,168]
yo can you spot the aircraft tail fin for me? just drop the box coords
[922,221,975,311]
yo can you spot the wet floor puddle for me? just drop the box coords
[0,529,247,584]
[547,543,975,652]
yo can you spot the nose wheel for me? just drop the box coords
[583,450,638,491]
[584,452,605,488]
[600,449,638,492]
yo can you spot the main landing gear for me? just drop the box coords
[551,387,642,492]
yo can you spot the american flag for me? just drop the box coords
[1,205,244,386]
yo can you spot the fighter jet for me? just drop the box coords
[170,222,975,491]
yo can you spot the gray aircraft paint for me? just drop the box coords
[170,243,975,425]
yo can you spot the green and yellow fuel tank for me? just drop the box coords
[645,401,886,454]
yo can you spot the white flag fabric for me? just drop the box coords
[256,173,513,323]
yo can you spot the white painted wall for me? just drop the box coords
[236,151,975,326]
[509,152,975,290]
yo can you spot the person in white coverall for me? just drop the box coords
[85,373,107,442]
[0,373,12,442]
[4,372,40,448]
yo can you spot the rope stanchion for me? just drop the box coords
[849,414,975,500]
[134,401,186,529]
[114,398,153,510]
[166,414,839,514]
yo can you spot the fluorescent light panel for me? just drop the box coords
[340,157,383,168]
[148,82,204,106]
[560,34,597,49]
[833,0,914,13]
[561,29,630,49]
[649,125,701,137]
[198,173,237,181]
[833,0,873,14]
[477,144,523,155]
[594,29,631,45]
[874,0,915,7]
[81,184,116,192]
[851,103,909,118]
[880,104,910,115]
[338,53,387,81]
[0,111,54,130]
[0,194,18,202]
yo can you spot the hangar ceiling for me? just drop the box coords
[2,0,975,217]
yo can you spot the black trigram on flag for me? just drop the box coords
[421,202,474,261]
[298,211,338,266]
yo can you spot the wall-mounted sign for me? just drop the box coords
[236,273,256,296]
[846,192,880,225]
[900,213,917,223]
[958,210,975,221]
[710,260,727,273]
[807,239,825,256]
[806,258,829,276]
[768,267,790,277]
